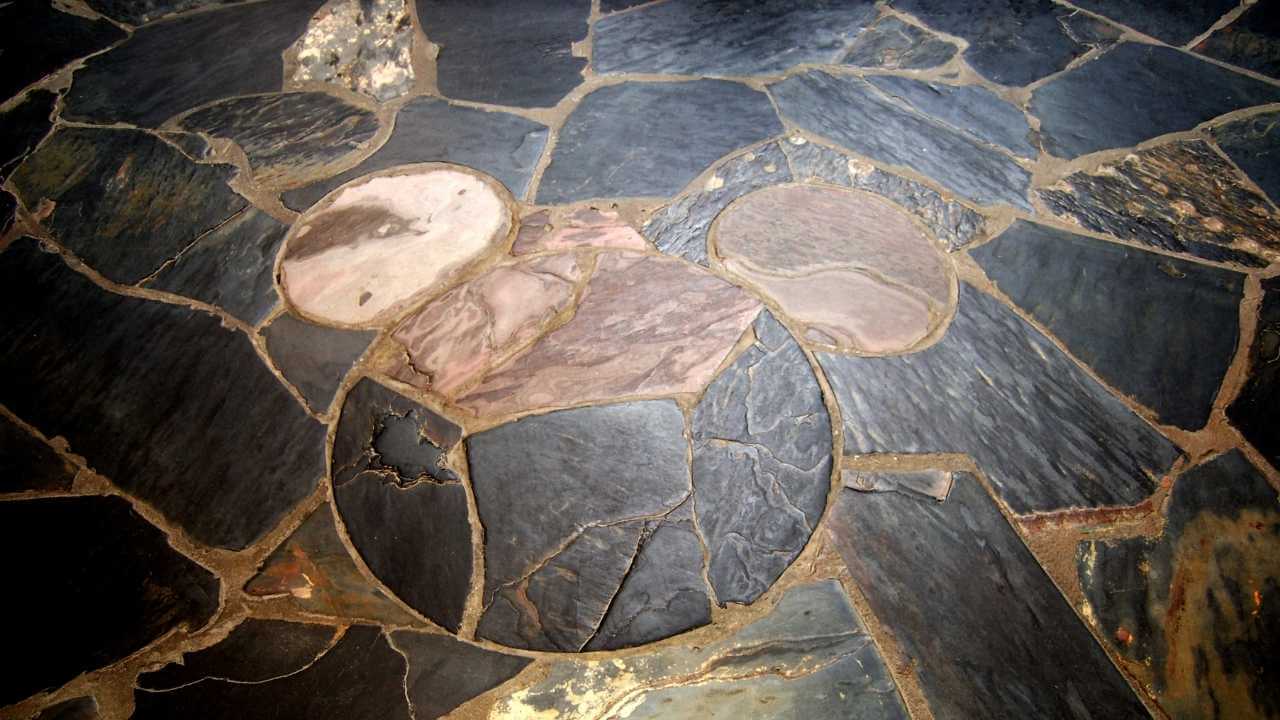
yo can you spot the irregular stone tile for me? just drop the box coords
[1031,42,1280,159]
[771,70,1031,209]
[279,166,511,327]
[1,496,218,707]
[843,468,953,502]
[138,620,339,690]
[417,0,589,108]
[536,80,783,204]
[1211,110,1280,205]
[82,0,237,25]
[841,15,958,70]
[647,142,791,265]
[1078,450,1280,719]
[289,0,414,101]
[511,207,648,255]
[1228,277,1280,470]
[64,0,327,127]
[592,0,876,76]
[457,252,760,418]
[830,474,1150,718]
[973,220,1244,430]
[390,631,532,719]
[0,240,325,548]
[1195,3,1280,80]
[282,97,547,210]
[143,208,288,326]
[331,378,471,632]
[866,75,1036,158]
[1072,0,1235,46]
[0,88,56,178]
[819,283,1181,514]
[34,697,99,720]
[132,625,411,720]
[381,253,585,398]
[1039,140,1280,267]
[0,2,124,103]
[262,313,376,413]
[10,126,248,285]
[693,311,832,605]
[178,93,379,186]
[0,414,77,494]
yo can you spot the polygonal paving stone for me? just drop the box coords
[289,0,415,101]
[137,620,339,690]
[1211,110,1280,205]
[511,207,648,255]
[390,631,532,718]
[0,2,124,103]
[0,89,57,179]
[1072,0,1235,46]
[262,312,377,413]
[1228,277,1280,471]
[0,414,77,494]
[841,15,958,70]
[865,75,1036,158]
[83,0,242,25]
[1195,3,1280,80]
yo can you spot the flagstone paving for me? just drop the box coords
[3,1,1280,718]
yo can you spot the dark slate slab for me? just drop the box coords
[1195,2,1280,80]
[261,313,375,414]
[865,75,1036,158]
[1032,42,1280,159]
[1229,277,1280,470]
[9,126,248,285]
[1078,450,1279,719]
[841,15,958,70]
[1072,0,1235,46]
[1,496,218,707]
[1212,110,1280,205]
[34,697,99,720]
[592,0,876,76]
[536,80,783,204]
[830,474,1150,719]
[0,190,15,236]
[0,240,325,549]
[693,311,831,605]
[972,220,1244,430]
[331,378,471,632]
[83,0,238,26]
[391,632,532,719]
[818,283,1181,514]
[0,2,124,103]
[133,625,411,720]
[417,0,589,108]
[64,0,327,127]
[0,88,56,178]
[0,413,77,493]
[771,70,1031,209]
[282,97,547,210]
[138,620,339,690]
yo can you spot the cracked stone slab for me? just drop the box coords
[1228,277,1280,471]
[1031,42,1280,159]
[138,619,339,690]
[0,239,326,549]
[0,88,56,179]
[34,697,99,720]
[592,0,876,76]
[391,631,532,719]
[0,2,124,103]
[289,0,415,101]
[1195,3,1280,80]
[1078,450,1280,719]
[818,283,1181,514]
[1,495,219,707]
[972,220,1245,430]
[865,75,1036,158]
[771,70,1031,209]
[511,207,648,255]
[262,312,376,414]
[843,468,953,502]
[1072,0,1235,46]
[0,413,78,494]
[830,473,1150,718]
[536,80,783,204]
[841,15,957,70]
[1211,110,1280,206]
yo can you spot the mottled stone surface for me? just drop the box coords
[693,311,832,604]
[771,71,1031,209]
[279,166,511,327]
[819,283,1180,513]
[973,221,1244,430]
[391,632,532,719]
[2,496,219,707]
[0,89,56,178]
[1229,277,1280,470]
[138,620,339,690]
[1040,140,1280,267]
[1031,42,1280,159]
[830,474,1150,719]
[290,0,414,101]
[1072,0,1234,46]
[841,15,957,70]
[511,207,648,255]
[593,0,876,76]
[0,414,77,494]
[1211,110,1280,205]
[843,468,953,502]
[262,312,377,413]
[537,80,783,203]
[865,75,1036,158]
[0,240,325,549]
[0,2,124,103]
[33,697,99,720]
[82,0,237,25]
[1195,3,1280,80]
[1078,451,1280,719]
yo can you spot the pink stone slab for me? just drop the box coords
[512,207,648,255]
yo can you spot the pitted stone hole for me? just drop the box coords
[370,412,457,485]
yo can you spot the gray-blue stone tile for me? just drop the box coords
[865,75,1037,158]
[1071,0,1235,46]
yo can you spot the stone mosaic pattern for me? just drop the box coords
[1229,277,1280,470]
[0,1,125,103]
[841,15,957,70]
[1211,110,1280,206]
[1195,3,1280,80]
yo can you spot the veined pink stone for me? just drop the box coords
[512,207,648,255]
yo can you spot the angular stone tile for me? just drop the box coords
[1031,42,1280,159]
[841,15,958,70]
[83,0,238,25]
[843,468,953,502]
[417,0,589,108]
[771,71,1031,209]
[1078,450,1279,719]
[390,631,532,719]
[0,414,77,494]
[0,2,124,103]
[1228,277,1280,470]
[1072,0,1235,46]
[693,311,832,604]
[819,283,1181,513]
[1039,140,1280,267]
[973,221,1244,430]
[536,80,783,204]
[511,207,648,255]
[331,378,471,632]
[1211,110,1280,205]
[866,75,1036,158]
[64,0,327,127]
[178,93,379,186]
[830,473,1149,718]
[457,252,760,418]
[282,97,547,210]
[132,625,411,720]
[262,313,376,414]
[1195,3,1280,80]
[138,620,339,690]
[279,166,511,327]
[592,0,876,76]
[34,697,99,720]
[289,0,414,101]
[0,89,56,179]
[1,496,218,707]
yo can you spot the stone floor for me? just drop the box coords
[2,0,1279,718]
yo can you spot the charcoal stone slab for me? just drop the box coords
[1072,0,1235,46]
[0,190,14,235]
[34,697,99,720]
[830,474,1150,719]
[10,126,248,285]
[0,88,56,178]
[132,625,411,720]
[1229,277,1280,470]
[972,220,1244,430]
[417,0,589,108]
[1032,42,1280,159]
[865,75,1036,158]
[138,619,339,690]
[282,97,547,210]
[1212,110,1280,205]
[261,313,376,414]
[0,1,125,103]
[64,0,328,127]
[536,80,783,203]
[0,413,77,493]
[841,15,958,70]
[1195,2,1280,80]
[83,0,238,26]
[0,240,326,548]
[391,632,532,719]
[592,0,877,76]
[819,283,1181,514]
[0,495,219,707]
[771,70,1031,209]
